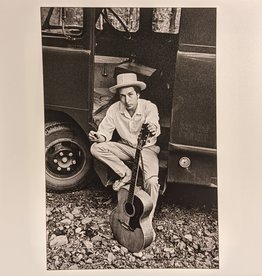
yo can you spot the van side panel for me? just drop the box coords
[167,8,217,187]
[42,46,93,135]
[170,50,216,148]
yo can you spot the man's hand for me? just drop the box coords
[146,122,157,136]
[88,131,106,143]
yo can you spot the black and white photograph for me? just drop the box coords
[41,7,218,270]
[1,1,262,276]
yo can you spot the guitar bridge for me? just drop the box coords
[118,219,134,232]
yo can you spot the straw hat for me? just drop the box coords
[109,73,146,93]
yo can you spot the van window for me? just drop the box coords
[41,7,83,35]
[152,8,181,34]
[96,8,140,32]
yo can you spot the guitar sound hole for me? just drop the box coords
[125,202,135,216]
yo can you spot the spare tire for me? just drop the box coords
[45,121,91,191]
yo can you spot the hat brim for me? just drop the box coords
[109,81,146,93]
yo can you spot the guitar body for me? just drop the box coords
[110,185,154,252]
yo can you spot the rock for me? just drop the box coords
[205,258,212,267]
[75,227,82,234]
[193,243,199,250]
[59,206,68,213]
[74,254,83,263]
[164,247,175,254]
[204,229,216,237]
[85,227,96,238]
[95,218,106,224]
[112,245,120,252]
[154,247,161,254]
[161,207,169,213]
[170,234,180,242]
[141,253,154,261]
[53,228,66,236]
[179,241,186,250]
[205,236,213,242]
[60,218,71,225]
[184,234,193,242]
[83,240,93,251]
[107,252,116,264]
[197,253,205,259]
[95,196,104,201]
[72,208,81,217]
[50,234,56,240]
[81,217,92,225]
[157,225,164,231]
[46,207,53,216]
[66,212,74,220]
[102,239,108,246]
[60,263,68,270]
[133,252,143,258]
[187,245,194,254]
[49,235,68,248]
[69,264,79,270]
[100,233,112,239]
[103,198,112,205]
[175,260,183,268]
[121,246,128,254]
[49,264,56,270]
[91,235,102,243]
[129,256,136,262]
[86,258,93,264]
[197,230,202,236]
[91,225,99,231]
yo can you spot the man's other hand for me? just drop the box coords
[146,122,157,136]
[88,131,105,143]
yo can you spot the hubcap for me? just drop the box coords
[46,140,85,178]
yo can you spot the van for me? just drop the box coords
[41,7,217,194]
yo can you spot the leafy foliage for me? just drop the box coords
[41,7,181,34]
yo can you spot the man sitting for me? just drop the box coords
[88,73,161,224]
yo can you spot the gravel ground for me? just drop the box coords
[46,180,219,270]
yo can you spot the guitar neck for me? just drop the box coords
[127,147,142,204]
[126,123,149,205]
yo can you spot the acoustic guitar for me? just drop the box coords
[109,124,154,252]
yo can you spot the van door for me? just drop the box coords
[41,8,96,133]
[167,8,217,187]
[41,8,96,191]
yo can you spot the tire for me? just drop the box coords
[45,121,91,191]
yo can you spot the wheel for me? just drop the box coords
[45,121,91,191]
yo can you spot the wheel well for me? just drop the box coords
[44,110,87,138]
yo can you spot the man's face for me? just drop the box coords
[119,86,139,112]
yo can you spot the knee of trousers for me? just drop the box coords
[90,142,105,158]
[144,176,160,193]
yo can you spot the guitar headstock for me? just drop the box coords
[137,123,150,149]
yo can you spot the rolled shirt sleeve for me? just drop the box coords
[97,106,116,142]
[145,102,161,138]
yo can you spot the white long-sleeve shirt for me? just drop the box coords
[97,99,161,148]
